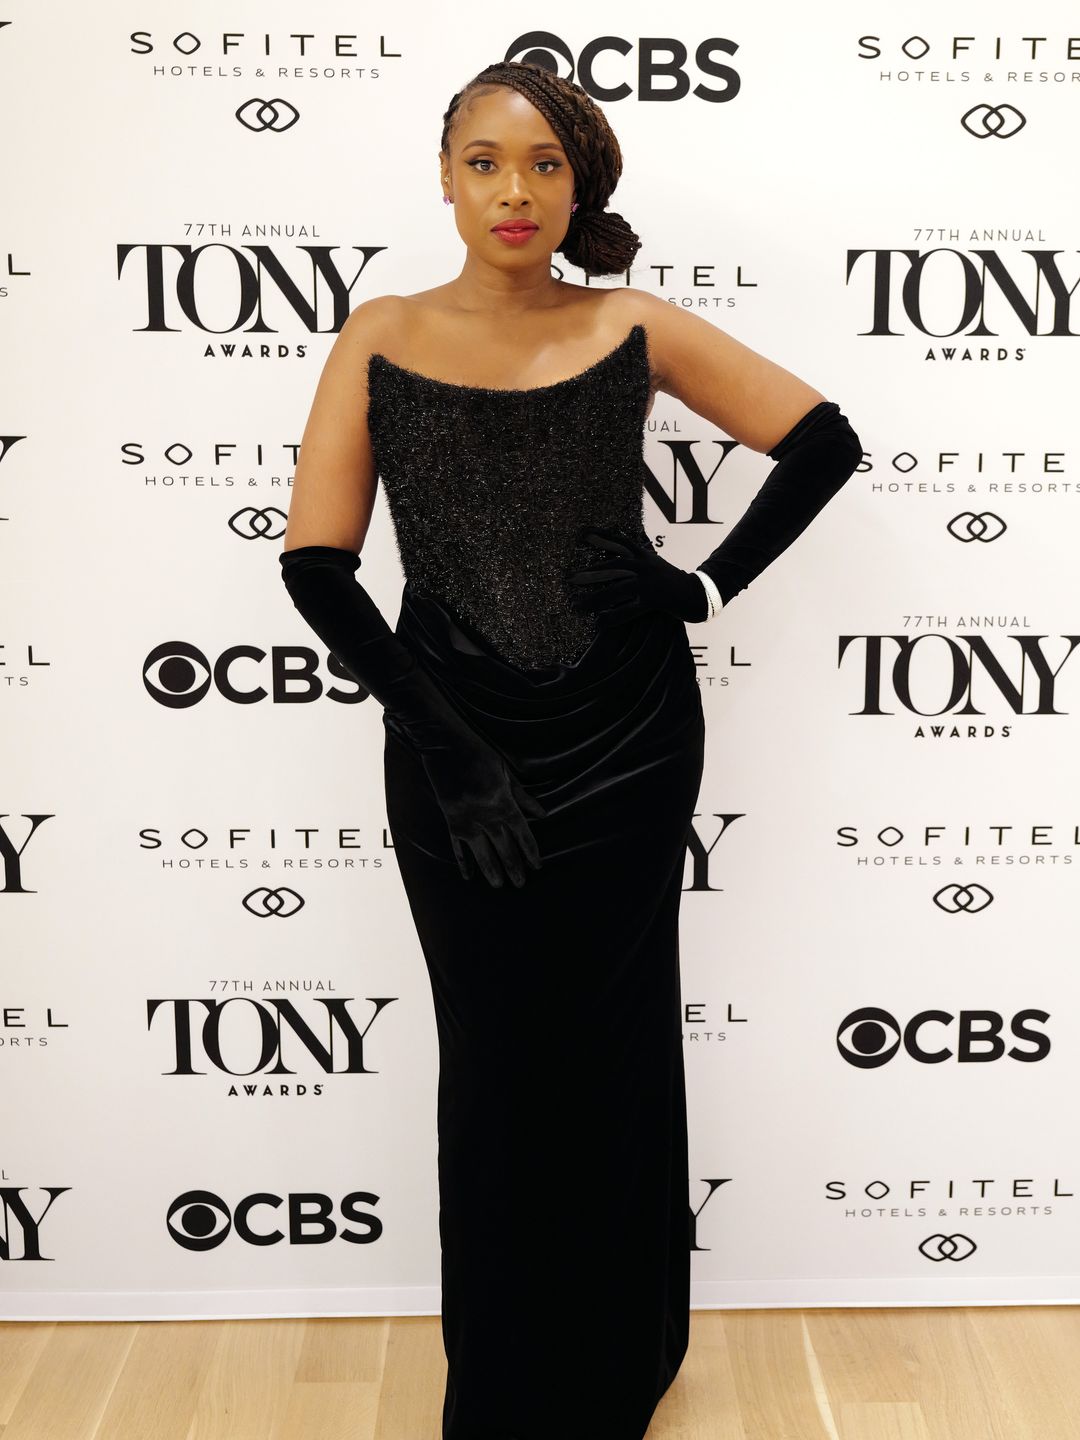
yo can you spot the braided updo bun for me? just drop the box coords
[440,60,642,279]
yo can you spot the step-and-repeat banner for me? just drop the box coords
[4,3,1077,1319]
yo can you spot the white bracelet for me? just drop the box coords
[693,569,723,620]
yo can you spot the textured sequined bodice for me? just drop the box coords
[366,322,654,671]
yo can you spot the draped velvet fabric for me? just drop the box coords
[365,325,707,1438]
[384,590,704,1440]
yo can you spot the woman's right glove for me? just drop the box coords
[279,545,546,889]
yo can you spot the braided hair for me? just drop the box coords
[440,60,642,280]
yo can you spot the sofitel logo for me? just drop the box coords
[235,99,299,132]
[147,996,397,1085]
[137,831,385,897]
[129,29,384,62]
[243,886,305,916]
[230,505,288,539]
[827,1176,1071,1203]
[143,641,366,706]
[837,1007,1050,1068]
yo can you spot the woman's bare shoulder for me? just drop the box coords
[338,294,409,355]
[612,289,828,452]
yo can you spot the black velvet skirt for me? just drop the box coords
[383,583,706,1440]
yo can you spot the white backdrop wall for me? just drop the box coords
[3,2,1078,1320]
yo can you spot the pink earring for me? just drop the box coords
[570,202,579,213]
[443,195,452,204]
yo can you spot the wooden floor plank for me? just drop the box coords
[373,1316,445,1440]
[1,1306,1077,1439]
[93,1321,219,1440]
[2,1322,135,1440]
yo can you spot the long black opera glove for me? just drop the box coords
[567,400,862,624]
[278,545,546,889]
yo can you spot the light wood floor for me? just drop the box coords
[2,1305,1079,1438]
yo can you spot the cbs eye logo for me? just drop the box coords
[142,641,366,707]
[143,641,212,708]
[503,30,741,102]
[167,1188,383,1250]
[836,1006,1050,1069]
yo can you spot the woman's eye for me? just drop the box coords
[466,159,561,174]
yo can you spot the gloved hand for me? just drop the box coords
[567,400,862,623]
[384,685,547,890]
[566,529,709,626]
[279,545,546,889]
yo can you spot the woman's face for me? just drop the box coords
[441,86,576,267]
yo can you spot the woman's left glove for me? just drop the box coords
[566,527,710,626]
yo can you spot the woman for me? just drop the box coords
[279,59,862,1440]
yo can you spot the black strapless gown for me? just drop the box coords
[366,324,706,1440]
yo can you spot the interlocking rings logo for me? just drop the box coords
[143,641,212,708]
[235,97,300,132]
[229,505,289,540]
[932,883,993,913]
[243,886,305,918]
[961,103,1026,139]
[946,511,1007,542]
[918,1232,977,1262]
